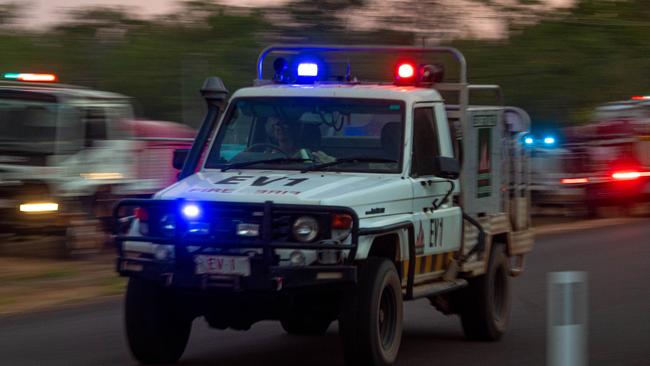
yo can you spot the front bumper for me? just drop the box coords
[117,256,357,291]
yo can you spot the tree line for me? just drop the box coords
[0,0,647,130]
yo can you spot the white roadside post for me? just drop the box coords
[547,271,588,366]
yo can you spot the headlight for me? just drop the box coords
[19,202,59,213]
[292,216,319,242]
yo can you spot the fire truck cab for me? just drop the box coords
[114,46,534,366]
[0,74,194,255]
[561,97,650,216]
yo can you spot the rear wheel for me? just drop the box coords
[125,278,193,364]
[339,258,403,366]
[457,244,511,341]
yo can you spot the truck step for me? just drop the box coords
[410,279,468,300]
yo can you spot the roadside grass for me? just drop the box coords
[1,268,80,283]
[100,276,127,296]
[0,255,119,316]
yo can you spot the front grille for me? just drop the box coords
[146,203,287,243]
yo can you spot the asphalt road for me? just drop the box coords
[1,218,649,366]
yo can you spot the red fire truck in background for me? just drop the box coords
[561,96,650,216]
[0,73,195,255]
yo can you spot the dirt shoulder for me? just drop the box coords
[0,253,124,316]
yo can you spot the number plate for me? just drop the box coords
[194,255,251,276]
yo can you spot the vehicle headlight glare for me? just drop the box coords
[292,216,319,242]
[19,202,59,213]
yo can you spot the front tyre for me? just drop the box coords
[339,258,403,366]
[125,278,192,364]
[458,244,511,341]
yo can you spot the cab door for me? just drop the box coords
[409,103,462,281]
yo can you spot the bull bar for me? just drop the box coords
[113,199,360,291]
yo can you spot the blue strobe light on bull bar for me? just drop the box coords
[182,203,201,219]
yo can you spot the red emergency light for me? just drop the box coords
[394,62,416,85]
[631,95,650,101]
[397,63,415,79]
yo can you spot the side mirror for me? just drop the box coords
[433,156,460,180]
[173,148,190,170]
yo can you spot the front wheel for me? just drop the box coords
[125,278,193,364]
[339,258,403,366]
[457,244,511,341]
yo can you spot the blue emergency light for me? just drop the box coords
[524,137,534,145]
[297,63,318,77]
[543,136,556,145]
[182,203,201,219]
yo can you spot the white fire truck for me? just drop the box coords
[113,46,534,365]
[561,96,650,216]
[0,74,194,255]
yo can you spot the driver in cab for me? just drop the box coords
[266,116,335,163]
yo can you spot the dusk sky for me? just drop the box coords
[5,0,576,38]
[5,0,287,28]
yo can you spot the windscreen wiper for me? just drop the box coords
[220,158,312,172]
[301,156,398,173]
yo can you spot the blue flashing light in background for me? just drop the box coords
[297,63,318,77]
[524,137,534,145]
[543,136,556,145]
[182,203,201,219]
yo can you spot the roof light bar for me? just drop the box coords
[3,73,57,82]
[631,95,650,100]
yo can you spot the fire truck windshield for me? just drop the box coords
[0,97,59,154]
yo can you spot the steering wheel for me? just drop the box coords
[246,143,290,157]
